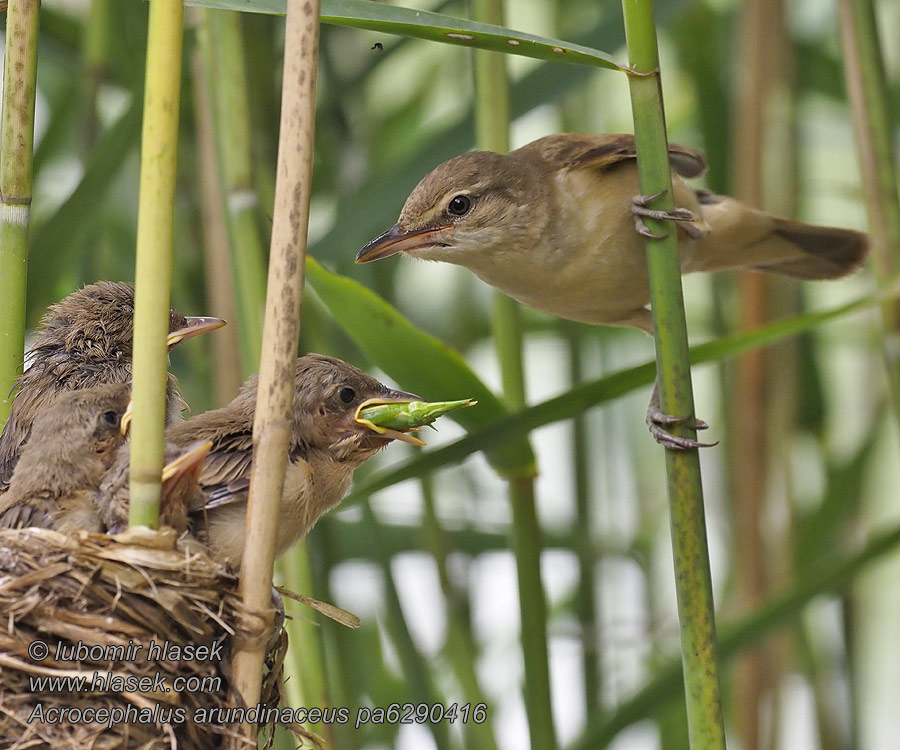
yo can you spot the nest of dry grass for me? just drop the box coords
[0,526,314,750]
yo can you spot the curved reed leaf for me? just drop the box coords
[344,280,897,502]
[186,0,626,71]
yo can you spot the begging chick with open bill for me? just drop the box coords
[99,354,422,568]
[356,133,869,449]
[0,281,225,490]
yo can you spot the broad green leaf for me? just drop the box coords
[344,280,897,502]
[305,255,536,478]
[186,0,627,71]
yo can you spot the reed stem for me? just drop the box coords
[565,323,600,714]
[621,1,725,747]
[838,0,900,407]
[0,0,40,430]
[190,36,244,404]
[128,0,185,527]
[196,8,268,376]
[420,477,500,750]
[472,0,557,746]
[229,0,320,732]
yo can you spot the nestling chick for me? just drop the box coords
[0,281,225,490]
[357,133,869,446]
[0,384,131,531]
[153,354,420,568]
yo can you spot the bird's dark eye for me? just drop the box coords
[447,194,472,216]
[339,387,356,404]
[101,411,119,427]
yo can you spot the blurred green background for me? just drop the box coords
[4,0,899,748]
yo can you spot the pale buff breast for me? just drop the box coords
[274,452,355,557]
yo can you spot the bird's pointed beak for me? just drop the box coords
[167,316,227,348]
[161,441,213,483]
[387,387,423,403]
[120,400,133,436]
[355,224,450,263]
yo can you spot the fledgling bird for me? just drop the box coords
[357,133,869,446]
[0,384,131,532]
[0,281,225,490]
[153,354,421,568]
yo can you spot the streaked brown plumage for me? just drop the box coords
[158,354,420,567]
[0,281,225,491]
[0,384,131,532]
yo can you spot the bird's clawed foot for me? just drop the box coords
[632,190,697,239]
[646,408,716,451]
[646,381,717,451]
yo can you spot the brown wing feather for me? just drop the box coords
[0,491,54,529]
[195,430,253,490]
[167,413,254,492]
[0,401,32,492]
[516,133,707,179]
[202,478,250,511]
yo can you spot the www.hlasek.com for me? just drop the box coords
[25,638,488,728]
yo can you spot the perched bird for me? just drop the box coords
[147,354,421,568]
[0,281,225,490]
[0,384,131,532]
[356,133,869,446]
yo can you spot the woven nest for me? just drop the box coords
[0,526,316,750]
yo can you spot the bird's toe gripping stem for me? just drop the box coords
[646,381,717,451]
[631,190,696,239]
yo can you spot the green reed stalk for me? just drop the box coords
[621,1,725,747]
[472,0,557,747]
[190,38,244,404]
[129,0,185,526]
[570,516,900,748]
[277,544,335,745]
[420,476,499,750]
[565,323,600,714]
[838,0,900,409]
[196,8,268,376]
[82,0,113,152]
[0,0,40,430]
